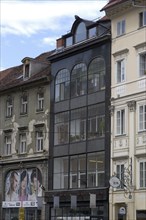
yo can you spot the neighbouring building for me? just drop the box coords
[102,0,146,220]
[45,15,111,220]
[0,51,53,220]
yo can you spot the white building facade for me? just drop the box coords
[102,0,146,220]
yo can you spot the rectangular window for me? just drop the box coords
[20,95,28,115]
[139,105,146,131]
[6,98,13,117]
[36,131,43,152]
[139,11,146,27]
[116,164,124,189]
[116,109,125,135]
[117,59,125,83]
[24,64,30,79]
[53,157,68,189]
[37,92,44,111]
[19,133,27,154]
[87,152,105,187]
[5,135,12,156]
[70,107,86,142]
[54,112,69,145]
[70,155,86,189]
[139,53,146,77]
[117,20,125,36]
[88,104,105,139]
[139,161,146,188]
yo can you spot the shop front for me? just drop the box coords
[2,168,43,220]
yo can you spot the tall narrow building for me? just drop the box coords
[45,16,111,220]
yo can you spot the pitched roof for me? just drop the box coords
[101,0,128,11]
[0,50,54,92]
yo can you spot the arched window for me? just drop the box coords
[55,69,70,102]
[71,63,87,98]
[88,57,105,93]
[75,22,86,43]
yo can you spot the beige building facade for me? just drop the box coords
[102,0,146,220]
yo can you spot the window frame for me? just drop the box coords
[116,163,125,189]
[6,97,13,118]
[20,94,28,115]
[19,132,27,154]
[139,52,146,77]
[116,59,125,83]
[139,11,146,27]
[37,92,44,112]
[139,160,146,188]
[117,20,125,36]
[138,104,146,132]
[116,109,126,135]
[55,69,70,102]
[36,130,44,152]
[4,134,12,156]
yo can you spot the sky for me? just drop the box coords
[0,0,108,71]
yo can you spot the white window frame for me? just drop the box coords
[116,59,125,83]
[117,20,125,36]
[139,52,146,77]
[139,160,146,188]
[116,163,125,189]
[138,104,146,131]
[5,135,12,156]
[6,98,13,117]
[116,109,126,135]
[36,131,44,152]
[19,133,27,154]
[37,92,44,111]
[139,11,146,27]
[20,95,28,115]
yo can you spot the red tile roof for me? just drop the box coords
[0,50,54,92]
[101,0,128,11]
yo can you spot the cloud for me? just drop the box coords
[1,0,106,37]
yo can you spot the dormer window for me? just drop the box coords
[89,27,96,38]
[66,36,73,47]
[75,22,86,43]
[24,64,30,79]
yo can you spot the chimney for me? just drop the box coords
[56,38,64,50]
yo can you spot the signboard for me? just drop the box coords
[2,201,21,208]
[119,207,126,215]
[109,176,120,188]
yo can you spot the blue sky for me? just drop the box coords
[0,0,108,70]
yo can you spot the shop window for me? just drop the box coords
[136,210,146,220]
[55,69,70,102]
[54,111,69,145]
[88,57,105,93]
[70,107,86,142]
[87,152,105,187]
[71,63,87,98]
